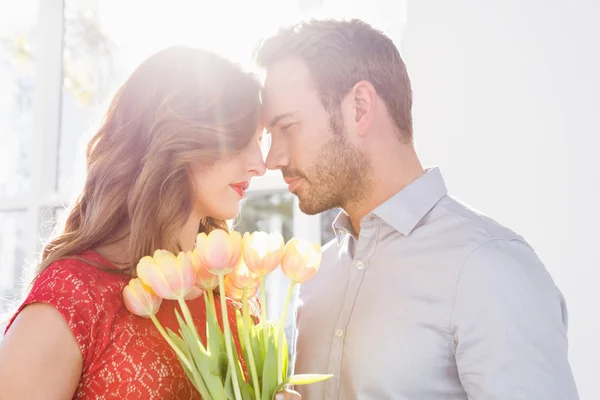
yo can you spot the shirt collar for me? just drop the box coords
[332,167,448,242]
[332,210,353,245]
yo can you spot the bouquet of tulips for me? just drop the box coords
[122,229,332,400]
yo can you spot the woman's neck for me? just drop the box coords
[93,226,131,267]
[179,213,202,252]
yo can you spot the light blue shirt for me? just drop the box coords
[293,167,578,399]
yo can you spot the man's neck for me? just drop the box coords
[346,146,424,236]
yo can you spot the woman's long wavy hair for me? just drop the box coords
[39,46,261,276]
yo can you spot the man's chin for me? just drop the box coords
[297,196,330,216]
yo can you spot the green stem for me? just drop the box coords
[207,288,216,318]
[242,289,261,399]
[150,314,208,396]
[260,275,268,346]
[178,296,201,344]
[219,274,243,400]
[150,314,193,370]
[277,281,296,385]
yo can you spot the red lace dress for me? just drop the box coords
[5,250,258,399]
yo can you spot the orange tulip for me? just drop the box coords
[228,257,260,291]
[196,229,243,275]
[187,248,219,290]
[242,231,284,276]
[223,275,259,301]
[123,278,162,317]
[281,238,322,283]
[137,250,196,300]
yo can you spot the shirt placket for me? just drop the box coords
[325,219,379,400]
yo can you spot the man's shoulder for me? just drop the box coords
[429,194,527,246]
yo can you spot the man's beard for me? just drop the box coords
[289,113,372,215]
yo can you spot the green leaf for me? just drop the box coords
[167,328,202,393]
[167,328,191,361]
[222,354,252,400]
[176,311,208,360]
[245,383,256,400]
[261,323,279,400]
[253,322,265,377]
[224,366,233,400]
[285,374,334,386]
[236,309,262,390]
[280,329,289,383]
[209,352,229,380]
[206,292,225,355]
[205,294,228,386]
[232,375,254,400]
[176,310,226,398]
[235,309,247,352]
[272,374,334,399]
[230,329,253,400]
[256,322,267,359]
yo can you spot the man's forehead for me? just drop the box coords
[264,58,313,95]
[266,57,310,83]
[262,59,315,121]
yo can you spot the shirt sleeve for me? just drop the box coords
[5,261,100,363]
[450,239,579,400]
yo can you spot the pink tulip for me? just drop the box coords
[228,257,260,291]
[196,229,243,275]
[223,275,259,301]
[281,238,322,283]
[242,231,284,276]
[184,286,205,300]
[137,250,197,300]
[187,248,220,290]
[123,278,162,317]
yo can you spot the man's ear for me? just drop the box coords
[350,80,377,137]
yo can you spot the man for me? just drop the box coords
[258,19,579,399]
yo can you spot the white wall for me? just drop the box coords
[404,1,600,398]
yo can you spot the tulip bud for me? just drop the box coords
[281,238,322,283]
[196,229,243,275]
[228,257,260,291]
[242,231,284,276]
[137,250,196,300]
[223,275,259,301]
[123,278,162,317]
[187,248,219,290]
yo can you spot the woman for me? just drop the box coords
[0,46,298,400]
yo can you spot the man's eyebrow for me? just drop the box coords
[268,112,298,130]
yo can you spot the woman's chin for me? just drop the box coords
[214,204,241,221]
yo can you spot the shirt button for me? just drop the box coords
[335,329,344,338]
[356,261,365,270]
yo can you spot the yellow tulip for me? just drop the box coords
[123,278,162,317]
[187,248,219,290]
[137,250,197,300]
[228,257,260,291]
[281,238,322,283]
[242,231,284,276]
[196,229,243,275]
[223,275,259,301]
